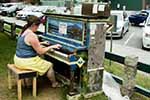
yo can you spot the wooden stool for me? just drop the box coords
[7,64,37,100]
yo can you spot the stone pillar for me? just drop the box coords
[11,23,16,39]
[87,24,105,92]
[0,19,4,32]
[121,55,138,97]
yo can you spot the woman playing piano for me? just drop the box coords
[14,16,62,88]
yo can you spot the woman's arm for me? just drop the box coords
[26,33,61,55]
[40,41,50,45]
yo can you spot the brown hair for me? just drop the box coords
[21,16,41,34]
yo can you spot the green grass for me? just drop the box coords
[0,32,17,99]
[0,32,16,76]
[15,28,22,35]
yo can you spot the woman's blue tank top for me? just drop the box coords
[16,35,37,58]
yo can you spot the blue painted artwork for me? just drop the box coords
[47,17,84,42]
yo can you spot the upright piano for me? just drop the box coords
[38,11,110,97]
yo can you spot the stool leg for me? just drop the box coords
[17,79,22,100]
[33,77,36,97]
[8,69,12,89]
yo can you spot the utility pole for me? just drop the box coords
[142,0,146,9]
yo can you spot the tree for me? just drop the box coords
[0,0,10,3]
[30,0,40,5]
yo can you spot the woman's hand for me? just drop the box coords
[50,44,62,49]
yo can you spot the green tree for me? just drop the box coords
[31,0,40,5]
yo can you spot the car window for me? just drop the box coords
[139,11,149,16]
[112,12,123,21]
[2,4,12,7]
[32,6,48,12]
[140,12,148,16]
[22,6,36,11]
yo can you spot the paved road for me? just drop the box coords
[123,25,143,48]
[106,25,149,52]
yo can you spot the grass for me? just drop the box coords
[0,32,16,76]
[0,31,149,100]
[0,32,17,99]
[104,59,150,89]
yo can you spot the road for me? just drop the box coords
[106,25,149,52]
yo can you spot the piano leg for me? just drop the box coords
[68,55,79,95]
[69,71,76,96]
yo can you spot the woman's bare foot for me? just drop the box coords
[52,82,63,88]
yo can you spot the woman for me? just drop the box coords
[14,16,61,88]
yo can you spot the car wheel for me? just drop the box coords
[142,41,146,50]
[10,12,15,17]
[126,29,129,32]
[13,12,16,17]
[11,12,15,17]
[126,27,129,32]
[135,23,139,26]
[120,28,124,38]
[131,23,134,26]
[142,20,146,26]
[142,45,145,49]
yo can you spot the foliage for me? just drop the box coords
[31,0,40,5]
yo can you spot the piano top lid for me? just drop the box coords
[43,12,110,22]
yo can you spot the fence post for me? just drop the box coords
[0,19,4,32]
[11,23,16,39]
[121,55,138,97]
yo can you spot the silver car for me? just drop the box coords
[106,10,129,38]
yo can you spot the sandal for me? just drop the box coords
[52,82,63,88]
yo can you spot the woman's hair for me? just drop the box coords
[21,16,41,34]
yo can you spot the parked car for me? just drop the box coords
[0,3,12,15]
[106,10,129,38]
[0,2,24,17]
[16,6,51,21]
[142,16,150,49]
[129,10,149,26]
[16,6,37,20]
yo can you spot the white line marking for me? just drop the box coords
[124,32,135,45]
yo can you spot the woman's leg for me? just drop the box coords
[46,66,58,87]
